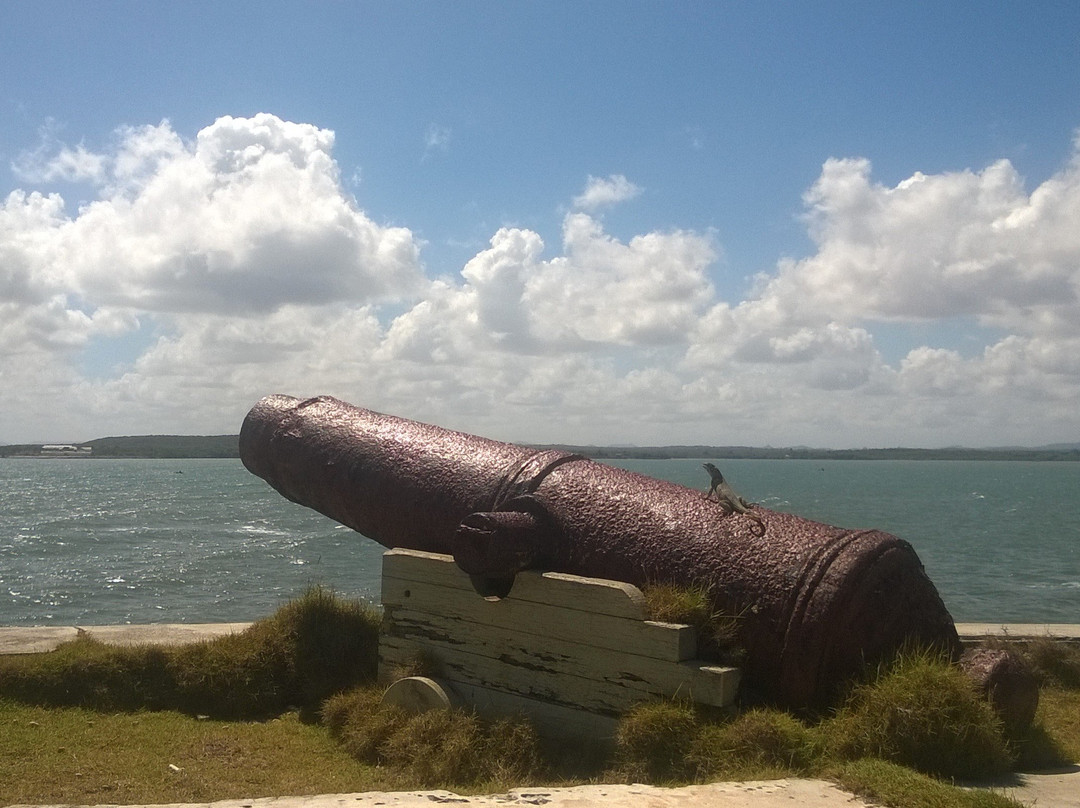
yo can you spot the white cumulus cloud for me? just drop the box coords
[572,174,643,212]
[5,115,1080,449]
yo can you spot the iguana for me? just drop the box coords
[702,462,765,536]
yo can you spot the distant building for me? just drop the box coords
[40,444,93,456]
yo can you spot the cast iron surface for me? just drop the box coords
[240,394,963,707]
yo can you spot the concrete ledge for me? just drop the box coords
[956,623,1080,643]
[0,781,885,808]
[0,623,252,655]
[0,626,81,655]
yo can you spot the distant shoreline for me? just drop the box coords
[2,434,1079,461]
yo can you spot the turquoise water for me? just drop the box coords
[1,457,1078,625]
[0,458,385,626]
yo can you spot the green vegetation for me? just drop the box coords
[0,434,239,458]
[0,704,380,806]
[818,649,1012,779]
[539,443,1080,461]
[609,650,1027,784]
[1010,636,1080,690]
[829,759,1024,808]
[0,586,379,718]
[323,688,541,789]
[612,700,699,783]
[640,582,742,664]
[85,435,240,458]
[692,707,819,778]
[2,590,1078,807]
[4,434,1079,459]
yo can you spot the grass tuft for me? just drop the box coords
[1015,637,1080,690]
[830,758,1025,808]
[323,686,406,762]
[691,708,818,779]
[256,586,381,709]
[611,700,697,783]
[323,685,540,788]
[640,582,742,664]
[821,648,1012,780]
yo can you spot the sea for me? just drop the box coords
[1,457,1078,626]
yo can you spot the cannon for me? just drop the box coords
[240,394,963,708]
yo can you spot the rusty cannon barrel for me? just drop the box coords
[240,394,962,708]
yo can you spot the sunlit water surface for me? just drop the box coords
[2,457,1077,625]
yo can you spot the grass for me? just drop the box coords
[611,700,698,783]
[1034,687,1080,763]
[0,703,383,806]
[1012,636,1080,690]
[2,589,1079,807]
[0,586,380,720]
[818,648,1012,779]
[605,645,1080,807]
[323,687,541,789]
[640,582,743,664]
[829,759,1025,808]
[691,707,820,779]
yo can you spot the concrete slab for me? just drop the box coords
[3,780,880,808]
[10,772,1080,808]
[999,767,1080,807]
[0,626,80,655]
[963,765,1080,807]
[956,623,1080,642]
[76,623,253,648]
[0,623,252,655]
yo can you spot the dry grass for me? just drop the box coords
[691,707,819,779]
[829,759,1025,808]
[322,685,541,789]
[640,582,742,663]
[611,700,698,783]
[0,586,380,719]
[1013,637,1080,689]
[820,648,1012,779]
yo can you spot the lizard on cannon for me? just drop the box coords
[702,462,766,536]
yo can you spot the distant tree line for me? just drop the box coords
[2,434,1078,461]
[533,444,1080,462]
[0,435,239,458]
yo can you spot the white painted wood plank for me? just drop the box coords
[381,575,694,662]
[377,547,741,728]
[447,679,620,744]
[382,548,646,619]
[383,606,730,704]
[506,571,646,619]
[380,637,631,715]
[379,633,738,712]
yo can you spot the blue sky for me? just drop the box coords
[2,2,1080,448]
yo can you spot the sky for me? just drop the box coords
[2,2,1080,449]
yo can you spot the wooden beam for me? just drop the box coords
[378,548,741,739]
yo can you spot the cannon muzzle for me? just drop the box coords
[240,394,962,707]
